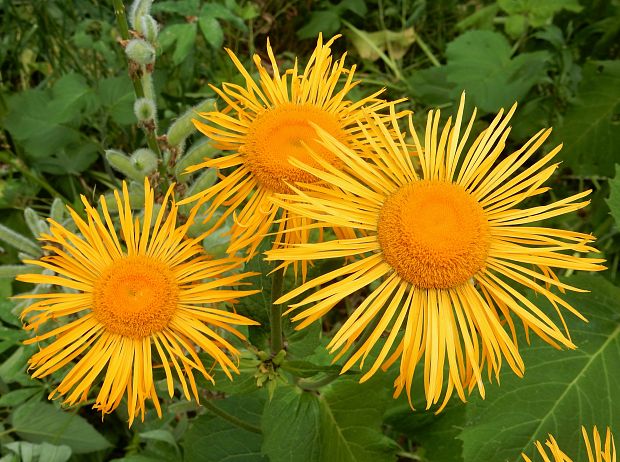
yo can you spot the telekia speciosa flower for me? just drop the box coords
[182,35,402,277]
[17,180,259,425]
[266,94,605,410]
[523,426,616,462]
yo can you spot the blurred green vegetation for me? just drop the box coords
[0,0,619,461]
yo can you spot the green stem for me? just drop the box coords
[270,266,285,354]
[411,27,441,67]
[111,0,165,185]
[297,313,381,391]
[0,152,69,202]
[0,428,15,438]
[202,399,262,434]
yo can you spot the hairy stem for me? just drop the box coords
[111,0,166,186]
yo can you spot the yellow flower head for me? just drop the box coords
[183,35,401,277]
[522,426,616,462]
[265,94,605,410]
[17,179,259,425]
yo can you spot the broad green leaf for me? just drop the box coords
[385,400,466,462]
[0,387,43,407]
[553,60,620,177]
[319,377,399,462]
[11,402,111,454]
[606,165,620,226]
[98,75,136,125]
[262,387,321,462]
[459,274,620,462]
[262,377,398,462]
[407,66,456,107]
[445,30,550,112]
[184,392,267,462]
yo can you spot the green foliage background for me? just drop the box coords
[0,0,619,461]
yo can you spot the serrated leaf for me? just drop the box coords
[553,60,620,176]
[459,274,620,462]
[11,402,111,454]
[607,165,620,228]
[445,30,550,112]
[184,393,266,462]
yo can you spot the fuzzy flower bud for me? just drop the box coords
[129,0,153,29]
[133,97,157,122]
[167,99,217,147]
[125,39,155,65]
[140,15,159,43]
[131,148,158,175]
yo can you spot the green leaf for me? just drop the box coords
[385,400,466,462]
[407,66,456,107]
[139,430,178,452]
[319,377,398,462]
[459,274,620,462]
[262,387,321,462]
[98,75,136,125]
[4,442,72,462]
[184,393,267,462]
[608,165,620,229]
[172,23,197,65]
[498,0,583,27]
[11,402,111,454]
[297,11,341,40]
[552,60,620,177]
[199,15,224,49]
[262,378,398,462]
[445,30,550,112]
[0,387,43,407]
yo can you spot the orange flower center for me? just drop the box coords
[92,255,179,338]
[377,181,490,289]
[242,103,347,193]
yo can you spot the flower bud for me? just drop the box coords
[167,99,217,147]
[174,138,218,179]
[129,0,153,29]
[131,148,158,175]
[125,39,155,65]
[140,15,159,43]
[133,97,157,122]
[106,149,143,182]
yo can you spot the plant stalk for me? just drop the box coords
[297,312,382,391]
[202,399,262,434]
[270,266,285,354]
[111,0,166,186]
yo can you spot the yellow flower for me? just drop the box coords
[17,179,259,425]
[183,35,401,278]
[265,94,605,410]
[522,426,616,462]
